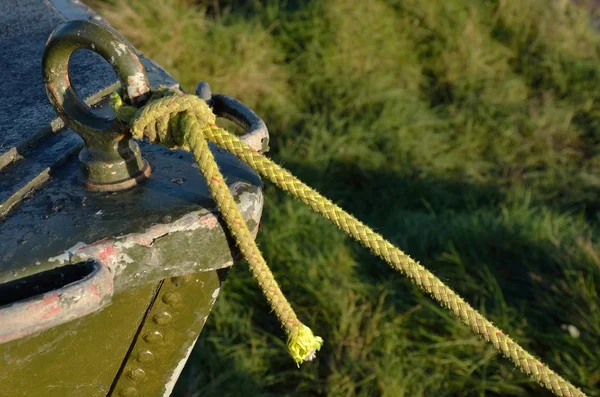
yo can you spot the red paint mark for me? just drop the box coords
[496,332,503,337]
[209,123,217,128]
[43,294,59,305]
[28,294,58,312]
[199,214,218,229]
[211,177,221,183]
[89,284,102,300]
[27,300,45,312]
[41,303,61,320]
[99,244,119,264]
[25,294,62,320]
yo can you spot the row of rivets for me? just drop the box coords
[119,279,184,396]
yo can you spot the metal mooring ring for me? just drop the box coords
[42,19,150,146]
[196,81,270,153]
[42,20,151,191]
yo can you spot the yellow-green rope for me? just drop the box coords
[112,90,586,397]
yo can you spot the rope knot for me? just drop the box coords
[111,88,216,150]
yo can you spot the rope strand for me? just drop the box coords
[112,90,586,396]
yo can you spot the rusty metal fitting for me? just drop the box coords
[42,20,151,191]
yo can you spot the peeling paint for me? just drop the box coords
[162,338,199,397]
[111,41,127,56]
[5,183,263,343]
[119,253,134,264]
[0,262,113,344]
[239,127,268,153]
[126,72,149,102]
[221,260,234,268]
[48,242,87,264]
[114,211,220,250]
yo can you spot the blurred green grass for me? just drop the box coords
[90,0,600,395]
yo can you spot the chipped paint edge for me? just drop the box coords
[162,337,199,397]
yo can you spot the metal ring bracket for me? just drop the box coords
[196,81,270,153]
[43,19,150,141]
[42,20,151,191]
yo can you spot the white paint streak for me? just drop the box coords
[119,253,134,264]
[115,211,219,249]
[116,43,128,55]
[126,72,148,100]
[162,338,199,397]
[112,252,135,276]
[211,287,220,299]
[230,182,263,218]
[112,41,127,56]
[239,129,267,152]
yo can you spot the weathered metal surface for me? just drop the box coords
[0,282,160,396]
[0,122,264,285]
[0,171,263,343]
[110,270,227,397]
[0,0,268,395]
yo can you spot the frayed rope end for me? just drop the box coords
[287,323,323,367]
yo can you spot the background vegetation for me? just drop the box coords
[91,0,600,395]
